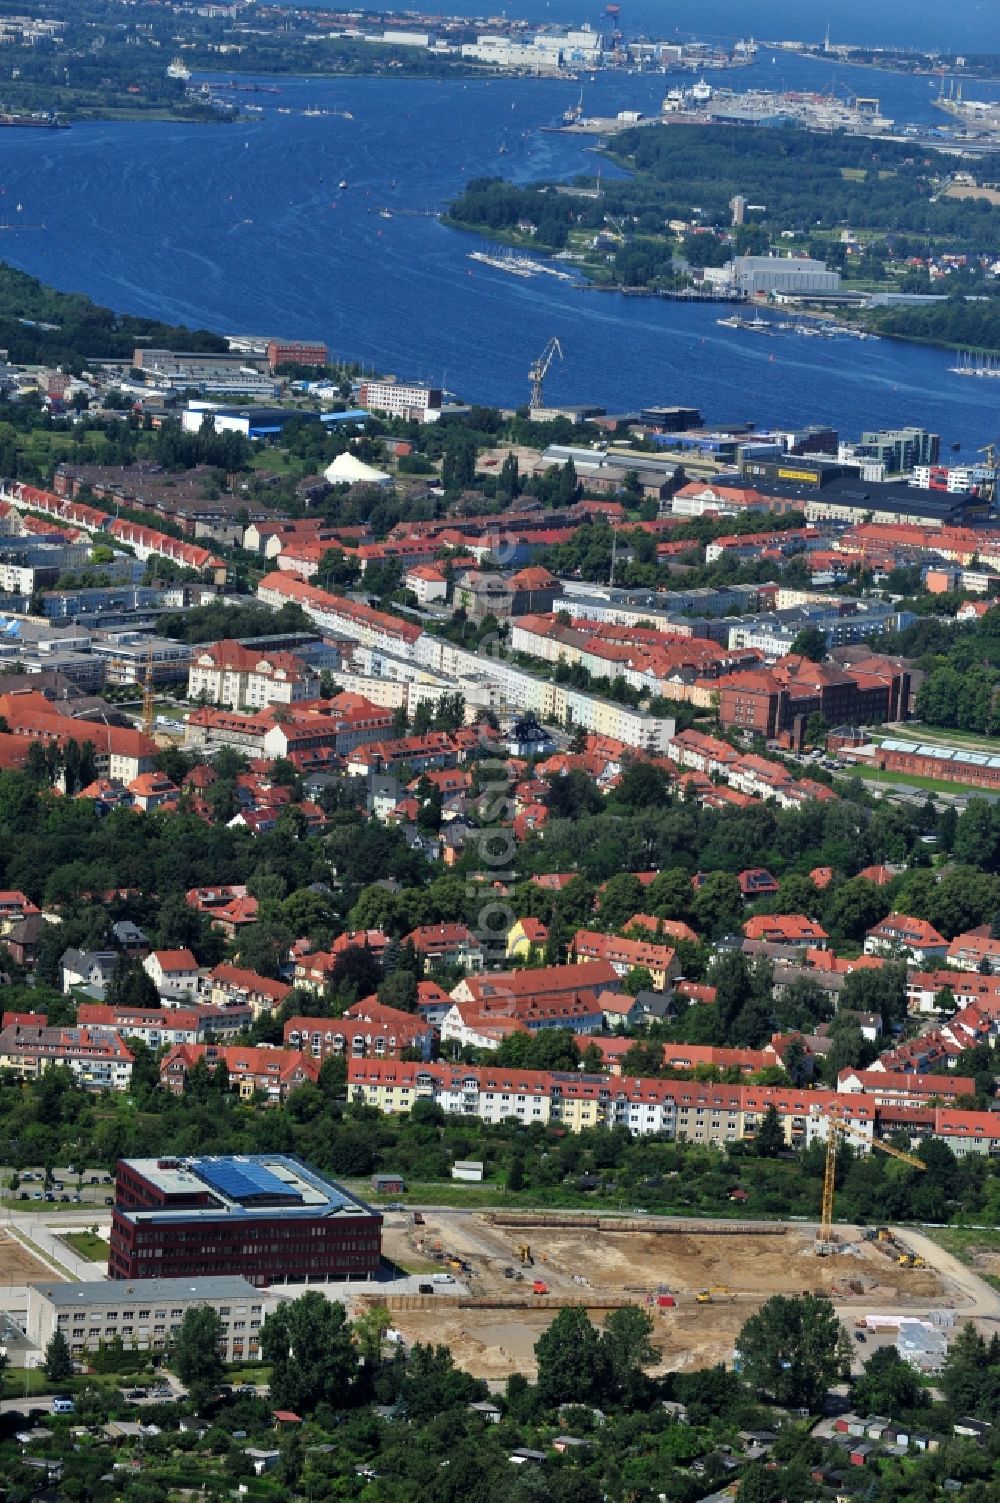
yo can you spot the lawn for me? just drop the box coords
[62,1230,109,1262]
[921,1226,1000,1292]
[840,763,976,797]
[225,1364,272,1386]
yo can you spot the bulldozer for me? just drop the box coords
[695,1290,712,1304]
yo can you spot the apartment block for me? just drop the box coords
[26,1276,267,1365]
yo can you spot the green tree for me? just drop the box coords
[535,1307,607,1406]
[353,1303,391,1367]
[789,626,827,662]
[261,1291,358,1414]
[854,1345,923,1414]
[105,953,161,1010]
[601,1306,660,1401]
[735,1295,841,1411]
[754,1104,785,1158]
[43,1327,73,1383]
[171,1305,225,1408]
[692,871,743,938]
[497,450,520,502]
[738,1463,783,1503]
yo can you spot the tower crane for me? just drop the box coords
[818,1116,925,1249]
[140,638,155,737]
[529,337,564,412]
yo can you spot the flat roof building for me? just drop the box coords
[26,1275,265,1365]
[109,1154,382,1287]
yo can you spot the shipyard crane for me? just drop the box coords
[818,1117,925,1249]
[529,337,564,412]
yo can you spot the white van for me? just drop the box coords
[52,1396,75,1414]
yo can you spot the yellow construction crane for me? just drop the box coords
[818,1118,925,1248]
[140,639,155,737]
[529,336,563,412]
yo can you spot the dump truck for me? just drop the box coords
[695,1290,712,1304]
[532,1279,549,1295]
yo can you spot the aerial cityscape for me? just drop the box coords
[0,0,998,1499]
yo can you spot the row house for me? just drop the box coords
[208,964,292,1019]
[837,1069,976,1107]
[665,729,742,776]
[742,914,829,950]
[625,914,701,947]
[452,959,620,1011]
[284,999,433,1061]
[889,1104,1000,1158]
[0,690,157,784]
[570,929,678,992]
[0,1023,133,1091]
[946,928,1000,972]
[257,571,423,658]
[75,1001,251,1046]
[346,1060,879,1148]
[864,914,949,965]
[108,517,225,580]
[439,993,605,1050]
[159,1042,320,1102]
[291,932,390,994]
[0,890,41,935]
[405,923,484,973]
[347,732,461,778]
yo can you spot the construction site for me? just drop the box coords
[0,1231,61,1288]
[363,1210,992,1381]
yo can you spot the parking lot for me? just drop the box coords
[1,1166,115,1211]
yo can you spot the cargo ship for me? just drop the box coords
[0,110,67,128]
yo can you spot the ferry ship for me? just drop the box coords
[167,58,191,81]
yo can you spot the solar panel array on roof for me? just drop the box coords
[192,1158,302,1205]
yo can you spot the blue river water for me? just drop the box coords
[0,43,999,446]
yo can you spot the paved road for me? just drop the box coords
[894,1227,1000,1324]
[0,1209,112,1281]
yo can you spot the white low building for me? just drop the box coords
[26,1277,268,1364]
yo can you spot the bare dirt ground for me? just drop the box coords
[392,1300,749,1381]
[945,183,1000,204]
[477,444,545,477]
[0,1232,62,1285]
[380,1214,950,1379]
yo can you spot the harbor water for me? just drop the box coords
[0,46,998,446]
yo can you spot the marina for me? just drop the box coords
[950,353,1000,378]
[468,248,576,280]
